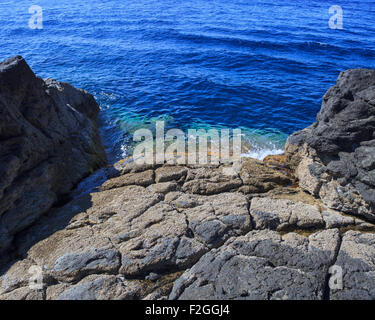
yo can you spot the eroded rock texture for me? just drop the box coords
[286,69,375,221]
[0,56,107,254]
[170,229,341,300]
[1,157,375,300]
[1,66,375,300]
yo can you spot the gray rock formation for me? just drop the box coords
[170,229,341,300]
[250,197,324,231]
[0,159,295,300]
[331,231,375,299]
[1,157,375,300]
[1,65,375,300]
[0,56,107,254]
[286,69,375,221]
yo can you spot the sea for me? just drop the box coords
[1,0,375,163]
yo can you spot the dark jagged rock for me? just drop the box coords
[2,65,375,300]
[286,69,375,221]
[170,229,341,300]
[0,56,107,254]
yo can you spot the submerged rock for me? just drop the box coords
[0,56,107,254]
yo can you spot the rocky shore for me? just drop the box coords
[0,56,374,300]
[0,56,107,256]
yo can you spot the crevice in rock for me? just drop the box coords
[322,233,342,300]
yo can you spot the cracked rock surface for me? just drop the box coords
[0,56,107,254]
[170,229,341,300]
[331,231,375,299]
[286,69,375,221]
[1,158,375,300]
[1,67,375,300]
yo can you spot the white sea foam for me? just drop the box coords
[241,147,284,161]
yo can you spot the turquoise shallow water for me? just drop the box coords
[1,0,375,162]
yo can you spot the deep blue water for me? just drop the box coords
[1,0,375,161]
